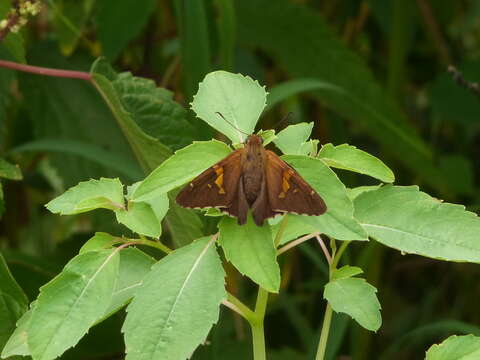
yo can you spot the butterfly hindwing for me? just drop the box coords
[176,149,243,210]
[265,150,327,216]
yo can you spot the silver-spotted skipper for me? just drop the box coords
[176,134,327,226]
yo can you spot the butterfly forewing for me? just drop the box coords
[265,150,327,216]
[176,149,243,210]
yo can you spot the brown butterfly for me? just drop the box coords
[176,134,327,226]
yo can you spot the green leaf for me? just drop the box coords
[96,0,156,60]
[273,156,368,242]
[46,178,124,215]
[191,71,267,143]
[425,334,480,360]
[219,215,280,293]
[11,139,142,180]
[115,192,169,238]
[273,122,314,155]
[91,58,172,172]
[236,0,449,194]
[123,236,226,360]
[0,158,22,180]
[331,265,364,281]
[318,143,395,183]
[79,232,122,254]
[111,72,197,151]
[0,253,28,350]
[1,303,33,358]
[324,277,381,331]
[132,140,232,202]
[27,249,120,360]
[102,248,155,318]
[354,185,480,262]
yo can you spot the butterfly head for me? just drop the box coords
[246,134,263,145]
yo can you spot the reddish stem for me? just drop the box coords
[0,59,92,81]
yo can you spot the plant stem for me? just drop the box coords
[316,303,333,360]
[251,287,269,360]
[314,239,352,360]
[0,60,92,81]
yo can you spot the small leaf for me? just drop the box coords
[318,143,394,183]
[123,236,226,360]
[324,277,381,331]
[115,193,169,237]
[191,71,267,143]
[219,215,280,293]
[27,249,120,360]
[46,178,124,215]
[132,140,232,202]
[274,123,314,155]
[425,334,480,360]
[354,185,480,263]
[0,158,22,180]
[331,265,364,281]
[79,232,122,254]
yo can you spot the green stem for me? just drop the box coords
[226,292,256,322]
[315,239,352,360]
[251,287,269,360]
[316,303,333,360]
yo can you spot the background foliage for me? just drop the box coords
[1,0,480,359]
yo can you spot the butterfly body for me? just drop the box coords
[176,135,327,226]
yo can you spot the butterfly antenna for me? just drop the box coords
[215,112,250,136]
[274,112,294,132]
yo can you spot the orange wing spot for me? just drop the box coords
[213,166,226,194]
[207,184,212,189]
[278,170,293,198]
[189,183,194,188]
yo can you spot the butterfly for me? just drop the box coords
[176,134,327,226]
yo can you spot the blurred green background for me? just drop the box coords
[1,0,480,359]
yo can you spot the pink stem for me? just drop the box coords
[0,59,92,81]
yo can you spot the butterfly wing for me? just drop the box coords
[265,150,327,216]
[176,149,243,211]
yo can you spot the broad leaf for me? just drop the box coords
[274,123,315,155]
[123,236,226,360]
[324,277,381,331]
[102,248,156,318]
[132,140,232,202]
[46,178,124,215]
[0,253,28,350]
[425,334,480,360]
[273,156,368,243]
[354,185,480,262]
[318,143,394,183]
[0,158,22,180]
[191,71,267,143]
[91,58,172,172]
[219,215,280,293]
[27,249,120,360]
